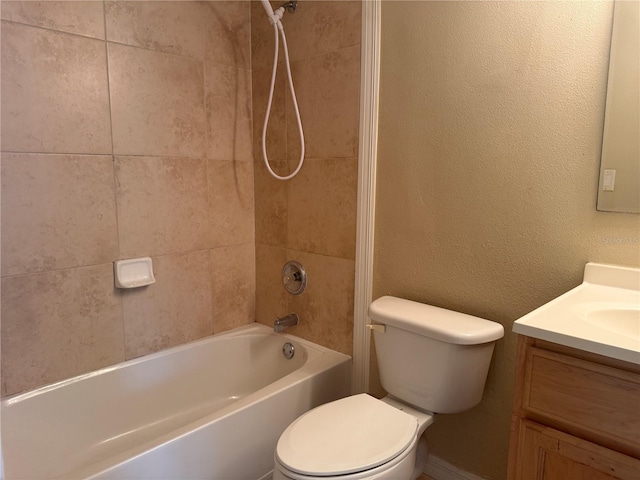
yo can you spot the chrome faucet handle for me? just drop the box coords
[282,261,307,295]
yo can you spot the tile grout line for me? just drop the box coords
[201,6,218,337]
[0,150,262,161]
[247,5,265,327]
[102,0,118,251]
[0,18,199,63]
[0,17,105,42]
[101,0,126,360]
[0,243,255,282]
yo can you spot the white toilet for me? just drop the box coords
[272,296,505,480]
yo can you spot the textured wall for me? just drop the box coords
[251,1,361,355]
[375,2,640,479]
[1,1,255,396]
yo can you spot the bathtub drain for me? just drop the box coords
[282,342,295,359]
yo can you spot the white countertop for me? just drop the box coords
[513,263,640,365]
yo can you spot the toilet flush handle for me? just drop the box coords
[367,324,386,334]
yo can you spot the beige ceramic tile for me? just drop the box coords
[1,1,105,39]
[1,264,124,396]
[1,153,118,277]
[122,250,213,359]
[105,1,204,59]
[208,159,255,247]
[250,1,361,68]
[286,250,355,355]
[205,64,253,161]
[108,42,205,158]
[210,244,255,333]
[205,64,251,127]
[255,244,287,327]
[287,158,357,259]
[251,1,362,68]
[288,45,361,160]
[250,0,275,70]
[284,1,361,63]
[1,21,112,154]
[203,0,251,69]
[115,156,211,258]
[254,159,288,247]
[207,118,253,163]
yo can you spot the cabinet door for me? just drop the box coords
[523,347,640,455]
[515,421,640,480]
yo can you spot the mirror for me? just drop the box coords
[597,1,639,213]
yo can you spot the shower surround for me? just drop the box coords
[0,0,361,397]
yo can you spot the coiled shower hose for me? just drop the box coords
[261,15,305,180]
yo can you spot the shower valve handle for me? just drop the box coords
[283,272,301,286]
[282,261,307,295]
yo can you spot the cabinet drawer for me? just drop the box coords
[523,347,640,456]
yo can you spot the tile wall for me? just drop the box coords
[251,1,361,355]
[0,1,255,396]
[1,0,362,397]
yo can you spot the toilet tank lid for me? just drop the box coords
[369,296,504,345]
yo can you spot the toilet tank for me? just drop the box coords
[369,296,504,414]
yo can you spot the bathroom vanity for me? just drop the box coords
[507,336,640,479]
[508,263,640,479]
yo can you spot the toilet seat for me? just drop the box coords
[275,394,417,477]
[273,439,417,480]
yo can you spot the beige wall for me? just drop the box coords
[1,1,256,396]
[375,2,640,479]
[251,0,361,355]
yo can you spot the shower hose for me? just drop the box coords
[261,18,306,180]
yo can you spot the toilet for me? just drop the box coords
[272,296,505,480]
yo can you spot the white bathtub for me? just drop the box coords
[1,323,351,479]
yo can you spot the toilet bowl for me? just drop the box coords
[273,296,505,480]
[273,394,433,480]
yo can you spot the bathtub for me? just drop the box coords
[1,323,351,479]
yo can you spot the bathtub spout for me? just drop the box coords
[274,313,299,333]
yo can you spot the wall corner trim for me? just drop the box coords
[352,0,381,394]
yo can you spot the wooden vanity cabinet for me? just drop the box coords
[508,336,640,480]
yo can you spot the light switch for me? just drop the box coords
[603,169,616,191]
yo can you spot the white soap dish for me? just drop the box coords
[114,257,156,289]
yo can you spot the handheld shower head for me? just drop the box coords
[260,0,275,18]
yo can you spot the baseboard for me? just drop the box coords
[423,455,485,480]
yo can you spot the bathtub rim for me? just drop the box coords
[2,322,347,405]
